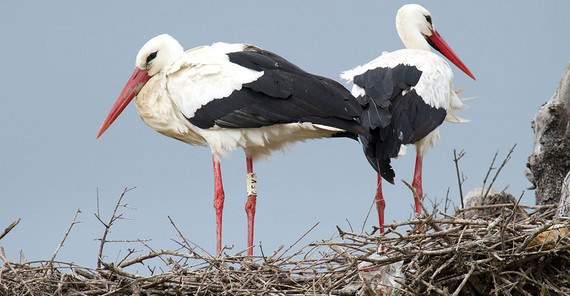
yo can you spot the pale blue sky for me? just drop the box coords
[1,1,569,271]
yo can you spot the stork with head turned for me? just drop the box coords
[342,4,475,236]
[96,34,365,255]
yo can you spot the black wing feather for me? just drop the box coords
[189,46,364,136]
[354,64,446,183]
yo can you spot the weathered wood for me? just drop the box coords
[527,63,570,208]
[556,171,570,217]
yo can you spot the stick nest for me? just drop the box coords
[1,202,569,296]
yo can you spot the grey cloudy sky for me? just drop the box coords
[2,1,569,270]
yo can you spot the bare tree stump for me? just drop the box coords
[527,63,570,208]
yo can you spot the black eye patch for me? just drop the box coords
[146,51,158,65]
[424,15,432,25]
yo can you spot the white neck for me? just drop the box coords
[395,6,432,51]
[396,25,431,51]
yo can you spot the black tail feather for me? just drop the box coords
[353,64,445,183]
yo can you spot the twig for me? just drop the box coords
[95,187,136,269]
[119,249,198,269]
[444,188,451,214]
[384,218,489,228]
[509,190,529,220]
[505,191,527,227]
[452,263,476,296]
[431,254,457,280]
[100,261,141,279]
[167,215,209,259]
[516,220,558,253]
[50,208,81,268]
[0,252,36,296]
[361,198,375,234]
[457,203,544,212]
[278,222,319,260]
[483,144,517,202]
[453,149,466,215]
[419,278,449,295]
[116,248,137,267]
[481,151,498,192]
[0,218,21,240]
[19,249,28,265]
[401,179,429,217]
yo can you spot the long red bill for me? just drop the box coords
[426,30,476,80]
[96,68,151,139]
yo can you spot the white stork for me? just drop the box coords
[96,34,364,255]
[342,4,475,235]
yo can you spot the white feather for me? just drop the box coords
[167,43,264,118]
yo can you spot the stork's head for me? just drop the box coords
[135,34,184,76]
[96,34,183,138]
[396,4,434,51]
[396,4,475,80]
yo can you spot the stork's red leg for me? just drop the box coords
[212,155,225,254]
[244,157,257,256]
[412,150,424,215]
[374,173,386,251]
[374,173,386,234]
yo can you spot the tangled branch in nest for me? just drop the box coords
[344,203,570,295]
[1,200,568,295]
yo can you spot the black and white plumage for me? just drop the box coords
[342,4,475,237]
[189,47,363,136]
[352,64,447,184]
[96,34,364,255]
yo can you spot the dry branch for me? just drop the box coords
[49,208,81,268]
[95,187,136,269]
[0,218,21,241]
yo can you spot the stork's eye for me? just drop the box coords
[146,51,158,65]
[424,15,432,25]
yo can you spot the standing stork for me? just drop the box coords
[342,4,475,235]
[96,34,364,255]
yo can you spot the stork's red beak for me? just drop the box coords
[426,30,476,80]
[96,68,151,139]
